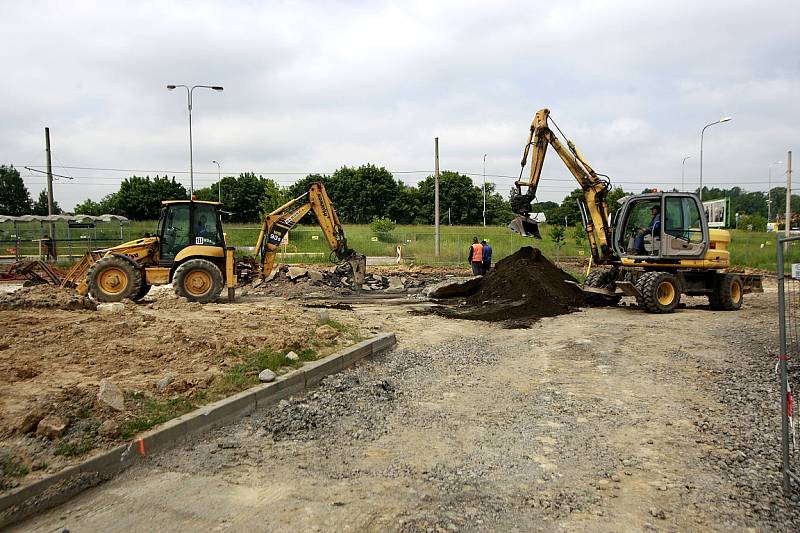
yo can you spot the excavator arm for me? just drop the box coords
[510,108,615,262]
[253,182,366,284]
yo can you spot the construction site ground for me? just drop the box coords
[6,267,800,531]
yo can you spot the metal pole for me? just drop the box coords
[788,151,794,238]
[770,166,773,223]
[699,117,732,202]
[187,88,194,196]
[212,160,221,202]
[777,236,791,493]
[44,127,55,240]
[483,153,487,227]
[434,137,440,257]
[682,155,691,192]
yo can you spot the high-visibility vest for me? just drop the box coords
[471,242,483,262]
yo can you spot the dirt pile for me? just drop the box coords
[432,247,583,324]
[0,285,96,311]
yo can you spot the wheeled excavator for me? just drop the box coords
[509,108,762,313]
[61,183,366,303]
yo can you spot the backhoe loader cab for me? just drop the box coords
[158,200,225,265]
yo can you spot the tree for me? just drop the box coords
[483,183,515,225]
[114,175,187,220]
[0,165,33,215]
[417,171,483,225]
[75,194,118,216]
[32,190,62,216]
[325,165,401,224]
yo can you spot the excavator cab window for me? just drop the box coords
[192,204,223,247]
[159,204,191,264]
[619,199,661,256]
[661,195,707,257]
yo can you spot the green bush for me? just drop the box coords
[549,225,565,245]
[572,226,585,245]
[370,216,395,235]
[738,215,767,232]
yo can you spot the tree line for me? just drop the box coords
[1,162,794,227]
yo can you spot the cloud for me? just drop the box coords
[1,0,798,208]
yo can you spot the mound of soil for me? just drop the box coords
[433,247,583,323]
[0,285,96,311]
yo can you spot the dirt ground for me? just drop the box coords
[10,278,800,532]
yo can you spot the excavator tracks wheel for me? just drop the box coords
[635,271,680,313]
[584,269,622,307]
[87,256,142,303]
[173,259,224,303]
[709,273,743,310]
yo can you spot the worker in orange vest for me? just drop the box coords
[467,237,484,275]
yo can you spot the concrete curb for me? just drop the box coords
[0,332,396,529]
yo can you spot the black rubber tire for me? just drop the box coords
[635,271,681,313]
[87,256,141,302]
[585,269,622,307]
[132,281,151,301]
[173,259,224,303]
[709,273,743,311]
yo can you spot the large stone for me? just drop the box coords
[98,419,120,438]
[97,302,125,314]
[387,276,404,290]
[287,267,308,280]
[155,375,175,392]
[36,415,67,439]
[16,407,46,434]
[285,351,299,361]
[97,380,125,411]
[315,324,339,340]
[258,369,276,382]
[307,270,324,283]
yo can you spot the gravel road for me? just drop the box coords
[15,291,800,532]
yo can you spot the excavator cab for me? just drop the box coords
[612,192,709,261]
[157,201,225,265]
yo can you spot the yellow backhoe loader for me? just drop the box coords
[510,108,762,313]
[61,183,365,303]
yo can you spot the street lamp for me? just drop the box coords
[768,160,783,223]
[212,160,222,203]
[681,155,692,192]
[699,116,732,201]
[167,84,224,196]
[483,154,487,227]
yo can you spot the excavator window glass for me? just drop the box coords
[664,197,703,244]
[160,204,191,263]
[192,204,223,246]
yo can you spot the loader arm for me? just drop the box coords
[254,183,365,282]
[511,108,615,262]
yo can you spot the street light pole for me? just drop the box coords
[699,116,732,201]
[212,160,221,203]
[167,84,224,197]
[681,155,692,192]
[483,154,487,227]
[768,161,783,223]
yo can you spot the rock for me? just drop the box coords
[387,276,404,290]
[98,419,120,438]
[246,321,259,329]
[317,309,330,324]
[424,277,483,298]
[287,267,308,280]
[36,415,67,439]
[16,407,46,434]
[156,375,175,392]
[648,507,667,520]
[285,351,300,361]
[611,474,621,482]
[97,380,125,411]
[97,302,125,314]
[258,369,276,382]
[308,270,324,283]
[315,324,339,340]
[166,379,192,394]
[265,267,279,282]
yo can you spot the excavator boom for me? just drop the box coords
[511,108,615,262]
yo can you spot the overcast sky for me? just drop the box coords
[2,0,798,210]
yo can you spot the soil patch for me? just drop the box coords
[431,246,583,323]
[0,285,96,311]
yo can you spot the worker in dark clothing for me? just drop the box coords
[634,205,661,255]
[481,240,492,275]
[467,237,484,275]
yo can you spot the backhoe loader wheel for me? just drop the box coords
[133,282,151,301]
[709,273,743,311]
[174,259,223,303]
[635,271,680,313]
[584,269,622,307]
[87,256,142,303]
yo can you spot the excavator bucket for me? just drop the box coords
[349,254,367,287]
[508,216,542,239]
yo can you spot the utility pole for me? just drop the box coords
[482,154,487,227]
[44,127,55,239]
[434,137,440,257]
[787,151,793,238]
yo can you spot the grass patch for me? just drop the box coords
[120,396,198,440]
[212,346,318,397]
[1,454,29,478]
[54,438,95,458]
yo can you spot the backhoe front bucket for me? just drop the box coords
[508,216,541,239]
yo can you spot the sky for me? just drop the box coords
[1,0,798,210]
